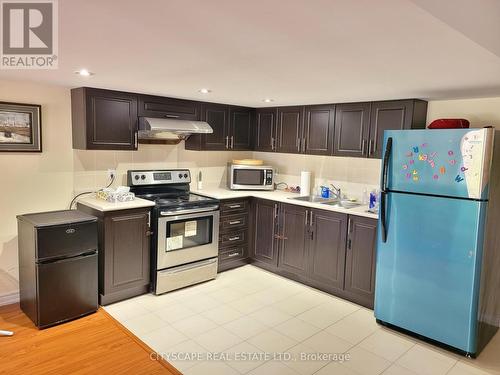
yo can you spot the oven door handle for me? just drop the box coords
[158,258,217,274]
[160,205,219,216]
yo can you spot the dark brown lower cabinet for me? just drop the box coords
[308,209,347,292]
[250,199,378,308]
[278,204,308,276]
[77,204,151,305]
[344,215,378,307]
[218,198,250,272]
[252,199,279,267]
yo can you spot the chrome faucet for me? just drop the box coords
[329,184,342,200]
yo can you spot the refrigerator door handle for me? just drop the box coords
[382,137,393,191]
[380,191,387,243]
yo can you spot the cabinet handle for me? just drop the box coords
[230,136,234,149]
[347,218,352,250]
[228,220,241,225]
[228,236,240,241]
[227,252,240,258]
[309,210,313,227]
[361,139,367,155]
[270,137,275,150]
[297,138,301,152]
[368,139,374,156]
[348,217,353,234]
[225,136,229,149]
[274,234,282,240]
[165,114,180,118]
[134,131,138,149]
[228,204,242,209]
[305,210,308,226]
[146,230,153,236]
[303,137,307,153]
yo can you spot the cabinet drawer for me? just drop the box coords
[138,95,200,120]
[219,246,247,262]
[220,200,248,215]
[37,221,97,261]
[220,214,248,232]
[220,230,247,247]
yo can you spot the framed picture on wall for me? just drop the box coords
[0,102,42,152]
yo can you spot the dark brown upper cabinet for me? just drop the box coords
[277,204,309,276]
[304,104,335,155]
[138,94,200,120]
[344,215,377,308]
[185,103,254,151]
[71,87,138,150]
[333,102,371,157]
[255,107,277,152]
[201,103,230,150]
[229,106,254,150]
[368,100,427,158]
[276,106,304,153]
[252,199,279,267]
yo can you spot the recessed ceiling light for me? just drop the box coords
[198,88,211,94]
[75,69,94,76]
[263,98,274,103]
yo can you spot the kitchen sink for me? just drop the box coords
[322,200,362,209]
[288,195,337,203]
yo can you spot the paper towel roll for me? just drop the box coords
[300,171,311,196]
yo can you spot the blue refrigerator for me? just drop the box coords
[374,128,500,356]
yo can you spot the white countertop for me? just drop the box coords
[192,187,379,220]
[77,195,155,212]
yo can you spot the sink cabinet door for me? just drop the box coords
[308,209,348,292]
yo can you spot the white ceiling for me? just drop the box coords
[1,0,500,107]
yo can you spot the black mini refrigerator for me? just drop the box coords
[17,210,98,328]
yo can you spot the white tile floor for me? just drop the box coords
[104,265,500,375]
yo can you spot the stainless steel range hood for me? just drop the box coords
[138,117,213,143]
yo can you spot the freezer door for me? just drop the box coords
[382,129,494,199]
[375,192,486,353]
[37,252,98,328]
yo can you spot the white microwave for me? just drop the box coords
[227,164,274,190]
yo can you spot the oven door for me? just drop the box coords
[157,208,219,269]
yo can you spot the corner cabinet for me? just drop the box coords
[250,198,378,308]
[77,204,151,305]
[71,87,138,150]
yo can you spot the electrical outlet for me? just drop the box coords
[107,169,116,180]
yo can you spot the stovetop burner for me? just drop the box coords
[127,169,219,211]
[140,193,214,207]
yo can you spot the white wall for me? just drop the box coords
[2,78,500,300]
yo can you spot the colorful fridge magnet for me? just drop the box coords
[448,150,454,156]
[409,160,415,165]
[430,152,437,158]
[421,143,428,148]
[440,166,446,174]
[433,174,439,180]
[402,164,408,170]
[406,173,411,179]
[461,166,468,172]
[413,146,419,153]
[449,159,456,165]
[455,175,464,183]
[428,160,435,168]
[406,151,413,157]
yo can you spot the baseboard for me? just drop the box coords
[0,291,20,306]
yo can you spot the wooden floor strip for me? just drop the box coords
[0,303,181,375]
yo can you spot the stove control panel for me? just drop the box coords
[127,170,191,186]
